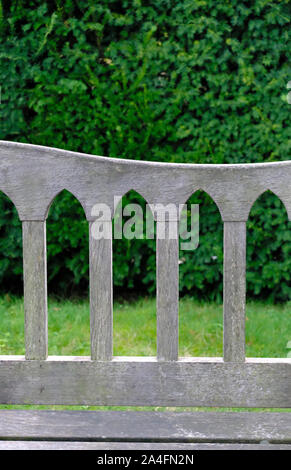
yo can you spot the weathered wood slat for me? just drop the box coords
[1,141,291,222]
[89,221,113,361]
[156,219,179,361]
[1,441,290,450]
[223,222,246,362]
[22,221,48,360]
[0,410,290,443]
[0,358,290,407]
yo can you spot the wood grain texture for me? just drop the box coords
[89,221,113,360]
[156,220,179,361]
[1,441,290,450]
[0,358,290,407]
[1,141,291,434]
[0,141,291,222]
[0,410,290,443]
[223,222,246,362]
[22,221,48,360]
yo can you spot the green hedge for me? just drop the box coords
[0,0,290,300]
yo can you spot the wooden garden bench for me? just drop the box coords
[0,141,290,450]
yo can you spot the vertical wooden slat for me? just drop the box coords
[89,221,113,360]
[156,219,179,361]
[223,221,246,362]
[22,221,48,360]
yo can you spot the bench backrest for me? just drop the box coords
[0,141,290,408]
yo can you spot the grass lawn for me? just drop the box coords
[0,295,290,412]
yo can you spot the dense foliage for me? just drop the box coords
[0,0,290,300]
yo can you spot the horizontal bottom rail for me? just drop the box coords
[0,357,290,407]
[1,441,291,450]
[0,411,290,445]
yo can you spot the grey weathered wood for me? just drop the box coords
[1,140,291,446]
[0,410,290,443]
[1,441,291,450]
[223,222,246,362]
[22,221,48,360]
[0,141,291,222]
[0,357,290,407]
[89,221,113,361]
[156,219,179,361]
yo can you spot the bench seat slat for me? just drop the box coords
[0,411,290,444]
[1,441,291,450]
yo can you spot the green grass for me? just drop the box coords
[0,295,290,412]
[0,295,290,358]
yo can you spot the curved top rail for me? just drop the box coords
[0,140,290,221]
